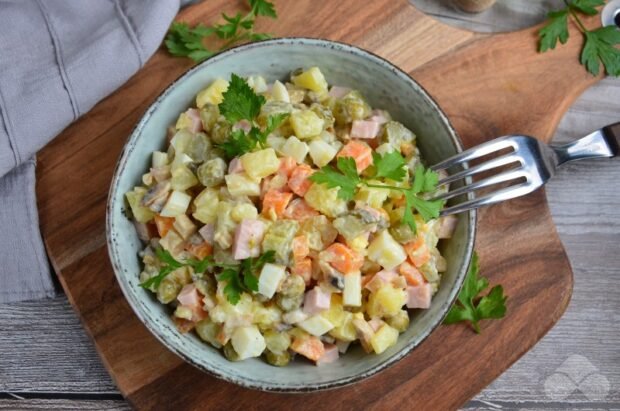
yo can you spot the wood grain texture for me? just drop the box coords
[32,0,611,410]
[0,400,129,410]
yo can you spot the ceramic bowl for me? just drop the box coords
[107,38,476,392]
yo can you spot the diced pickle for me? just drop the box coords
[262,220,299,264]
[223,342,241,361]
[265,349,291,366]
[197,158,227,187]
[386,310,410,332]
[333,91,371,126]
[199,104,219,132]
[211,120,231,144]
[263,330,292,353]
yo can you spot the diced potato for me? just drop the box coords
[214,201,236,249]
[271,80,290,102]
[258,263,287,298]
[321,295,346,328]
[225,173,261,197]
[170,130,193,154]
[160,190,192,217]
[367,230,407,270]
[231,325,266,360]
[230,203,258,222]
[192,188,220,224]
[159,229,184,255]
[196,78,229,108]
[343,271,362,307]
[247,75,268,93]
[173,214,196,240]
[266,135,287,154]
[253,304,283,329]
[370,324,399,354]
[308,139,338,168]
[125,187,155,223]
[298,315,334,337]
[152,151,169,167]
[195,318,222,348]
[292,67,328,93]
[329,311,357,342]
[171,165,198,191]
[303,183,348,218]
[299,215,338,251]
[367,285,407,318]
[240,148,280,179]
[175,112,193,131]
[355,182,390,209]
[280,136,309,164]
[174,305,193,321]
[290,110,324,140]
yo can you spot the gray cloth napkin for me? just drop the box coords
[0,0,181,303]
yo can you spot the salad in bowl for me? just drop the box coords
[124,66,458,367]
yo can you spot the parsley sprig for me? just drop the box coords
[217,251,275,304]
[539,0,620,76]
[309,151,445,232]
[165,0,277,63]
[217,74,289,159]
[444,252,508,333]
[141,249,274,305]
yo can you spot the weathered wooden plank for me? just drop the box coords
[0,399,129,410]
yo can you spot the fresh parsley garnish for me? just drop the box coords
[309,152,445,232]
[444,252,508,333]
[140,248,216,289]
[217,75,289,159]
[539,0,619,76]
[217,251,275,304]
[165,0,278,63]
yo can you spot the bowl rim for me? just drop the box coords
[106,37,476,393]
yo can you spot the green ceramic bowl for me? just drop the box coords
[107,38,475,392]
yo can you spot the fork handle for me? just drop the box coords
[602,122,620,157]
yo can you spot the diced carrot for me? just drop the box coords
[399,261,425,286]
[292,235,310,259]
[262,189,293,217]
[283,198,319,221]
[324,243,364,274]
[185,241,213,260]
[291,336,325,362]
[154,215,175,237]
[288,164,315,196]
[260,174,290,199]
[403,237,431,268]
[292,257,313,285]
[279,156,297,176]
[337,141,372,172]
[173,317,195,334]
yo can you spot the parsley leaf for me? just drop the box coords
[372,151,407,181]
[216,251,275,305]
[141,249,195,289]
[219,73,266,123]
[250,0,277,17]
[309,157,361,201]
[538,1,619,77]
[164,1,277,63]
[444,252,508,333]
[217,113,288,159]
[581,27,620,76]
[539,10,569,52]
[570,0,605,15]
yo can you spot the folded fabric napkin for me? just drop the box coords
[0,0,184,303]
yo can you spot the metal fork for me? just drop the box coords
[431,122,620,216]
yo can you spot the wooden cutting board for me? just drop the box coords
[36,0,603,409]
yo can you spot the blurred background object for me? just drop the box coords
[411,0,565,32]
[454,0,497,13]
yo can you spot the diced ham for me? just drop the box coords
[350,120,381,139]
[368,319,384,332]
[368,109,389,125]
[406,284,433,309]
[232,219,266,260]
[233,119,252,133]
[303,286,331,315]
[365,269,398,292]
[228,157,244,174]
[198,223,215,243]
[186,108,202,133]
[328,86,351,99]
[177,284,207,321]
[438,215,458,239]
[316,343,339,366]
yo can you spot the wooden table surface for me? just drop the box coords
[1,3,619,410]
